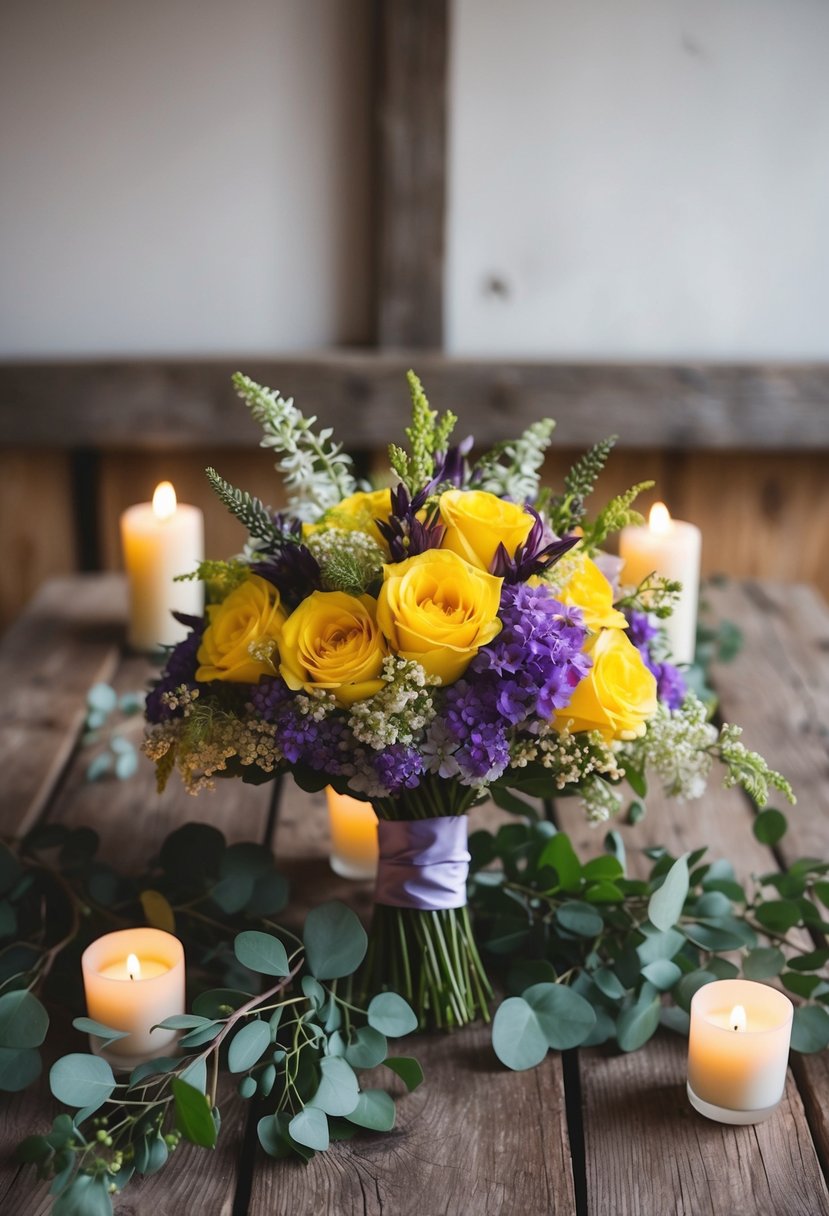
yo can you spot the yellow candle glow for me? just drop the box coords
[81,928,186,1068]
[120,481,204,652]
[618,502,702,665]
[326,787,379,881]
[687,979,793,1124]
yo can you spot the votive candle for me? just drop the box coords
[326,787,379,881]
[619,502,701,665]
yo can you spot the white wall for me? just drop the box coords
[0,0,370,356]
[448,0,829,359]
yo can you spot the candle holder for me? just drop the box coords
[81,928,186,1071]
[326,787,379,881]
[687,979,793,1125]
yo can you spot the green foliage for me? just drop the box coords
[175,558,250,603]
[579,480,654,553]
[547,435,617,535]
[205,467,285,547]
[469,817,829,1070]
[388,371,458,494]
[82,683,145,785]
[474,418,556,505]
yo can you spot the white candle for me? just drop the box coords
[326,787,378,881]
[619,502,701,665]
[687,979,793,1124]
[120,481,204,652]
[81,928,186,1069]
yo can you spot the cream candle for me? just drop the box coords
[81,928,186,1069]
[326,787,379,881]
[120,481,204,652]
[687,979,793,1124]
[619,502,701,666]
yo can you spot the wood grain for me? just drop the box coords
[3,356,829,449]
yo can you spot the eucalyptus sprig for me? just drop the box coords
[468,810,829,1071]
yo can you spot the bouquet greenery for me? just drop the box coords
[144,372,791,1027]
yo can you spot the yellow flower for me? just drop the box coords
[196,575,286,684]
[306,488,393,548]
[279,591,387,706]
[555,554,627,631]
[376,549,502,684]
[554,628,657,741]
[439,489,534,571]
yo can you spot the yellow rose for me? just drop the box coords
[279,591,387,706]
[376,549,502,684]
[555,555,627,631]
[554,628,657,741]
[439,489,534,571]
[306,488,393,548]
[196,574,286,684]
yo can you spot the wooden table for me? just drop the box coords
[2,575,829,1215]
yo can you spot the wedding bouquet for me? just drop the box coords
[144,372,791,1028]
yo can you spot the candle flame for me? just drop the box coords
[127,953,141,981]
[648,501,672,534]
[730,1004,747,1033]
[152,481,177,522]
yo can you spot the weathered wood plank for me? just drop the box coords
[3,357,829,450]
[0,576,125,836]
[374,0,448,347]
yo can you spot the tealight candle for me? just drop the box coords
[120,481,204,652]
[81,928,186,1069]
[619,502,702,665]
[687,979,793,1124]
[326,787,379,881]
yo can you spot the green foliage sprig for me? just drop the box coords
[2,823,420,1215]
[547,435,617,535]
[204,468,286,548]
[468,810,829,1071]
[175,559,251,602]
[388,371,458,495]
[579,480,655,554]
[82,684,146,784]
[474,418,556,505]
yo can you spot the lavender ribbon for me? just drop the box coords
[374,817,470,911]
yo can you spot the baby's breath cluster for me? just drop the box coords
[349,657,438,749]
[626,694,718,800]
[512,722,624,790]
[305,528,385,596]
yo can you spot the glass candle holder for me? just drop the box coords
[326,787,379,881]
[687,978,793,1125]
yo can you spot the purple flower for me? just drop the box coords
[371,744,424,792]
[624,609,686,709]
[491,508,580,583]
[145,614,205,722]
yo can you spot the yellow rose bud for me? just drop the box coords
[376,549,502,685]
[554,627,657,741]
[305,488,393,549]
[439,489,534,571]
[279,591,387,706]
[196,574,286,684]
[555,555,628,631]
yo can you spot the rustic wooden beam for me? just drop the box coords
[374,0,448,347]
[1,356,829,450]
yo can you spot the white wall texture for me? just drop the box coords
[447,0,829,358]
[0,0,371,356]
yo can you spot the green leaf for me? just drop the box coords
[537,834,582,889]
[582,855,624,882]
[304,902,368,980]
[228,1020,271,1073]
[172,1077,218,1148]
[50,1054,116,1108]
[367,992,418,1037]
[753,900,802,934]
[246,871,289,917]
[626,766,648,798]
[0,1045,42,1092]
[616,990,662,1052]
[604,830,626,871]
[239,1075,257,1099]
[53,1174,113,1216]
[593,968,627,1000]
[346,1089,396,1132]
[17,1133,51,1164]
[128,1056,181,1088]
[789,949,829,972]
[211,873,255,915]
[302,976,326,1009]
[640,959,682,991]
[791,1005,829,1054]
[180,1056,207,1094]
[683,922,749,952]
[257,1112,293,1159]
[309,1056,360,1117]
[345,1026,388,1069]
[782,972,823,1000]
[289,1106,329,1151]
[0,990,49,1048]
[178,1022,222,1048]
[88,683,117,714]
[159,823,225,885]
[72,1018,129,1042]
[154,1014,213,1030]
[134,1133,168,1175]
[636,928,685,966]
[555,901,604,938]
[192,988,250,1020]
[648,854,689,932]
[743,947,786,980]
[383,1056,424,1092]
[492,997,549,1071]
[522,983,596,1050]
[693,891,732,919]
[233,930,289,977]
[753,809,788,845]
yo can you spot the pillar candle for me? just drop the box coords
[619,502,701,665]
[81,928,186,1069]
[326,787,379,881]
[120,481,204,652]
[687,979,793,1124]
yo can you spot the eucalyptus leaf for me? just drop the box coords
[367,992,418,1038]
[258,1112,292,1159]
[71,1018,129,1042]
[87,683,117,714]
[523,983,596,1050]
[85,753,112,782]
[180,1056,207,1094]
[636,928,685,966]
[172,1078,218,1147]
[346,1089,396,1132]
[309,1056,360,1117]
[114,749,138,780]
[234,930,290,977]
[555,901,604,938]
[537,834,582,890]
[246,871,289,917]
[648,853,689,932]
[50,1054,116,1108]
[303,902,368,980]
[491,997,549,1071]
[640,959,682,991]
[289,1106,329,1151]
[742,947,786,980]
[228,1020,271,1073]
[0,989,49,1048]
[345,1026,388,1069]
[52,1174,113,1216]
[154,1014,212,1031]
[791,1005,829,1054]
[616,990,661,1052]
[754,808,788,845]
[383,1056,424,1092]
[0,1045,42,1092]
[128,1057,181,1088]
